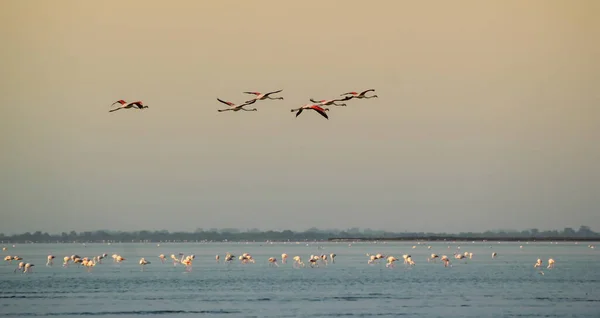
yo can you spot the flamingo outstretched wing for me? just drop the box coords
[217,98,235,106]
[359,89,375,96]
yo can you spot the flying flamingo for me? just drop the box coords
[340,89,378,100]
[309,95,352,107]
[216,98,258,112]
[243,89,284,102]
[108,100,149,112]
[291,104,329,120]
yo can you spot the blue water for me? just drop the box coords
[1,241,599,317]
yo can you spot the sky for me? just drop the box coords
[1,0,599,235]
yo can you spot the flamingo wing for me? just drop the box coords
[311,106,329,120]
[340,92,357,96]
[264,89,283,96]
[295,108,304,117]
[109,100,126,107]
[359,89,375,96]
[131,101,144,108]
[217,98,235,106]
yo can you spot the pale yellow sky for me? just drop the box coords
[1,0,598,234]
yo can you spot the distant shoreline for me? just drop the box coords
[1,237,599,244]
[328,237,600,242]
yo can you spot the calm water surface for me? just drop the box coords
[1,241,599,317]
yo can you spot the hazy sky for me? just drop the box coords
[1,0,598,235]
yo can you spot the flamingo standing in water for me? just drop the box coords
[291,104,329,120]
[386,256,398,268]
[340,89,378,100]
[281,253,288,264]
[83,259,96,272]
[268,257,279,267]
[216,98,258,112]
[4,256,12,264]
[309,95,352,107]
[330,253,336,264]
[320,254,329,266]
[441,255,451,267]
[428,254,439,262]
[292,256,305,268]
[108,100,149,112]
[534,259,543,268]
[181,256,193,272]
[243,89,284,102]
[158,254,166,263]
[23,263,34,273]
[14,261,25,273]
[139,258,150,271]
[215,255,220,263]
[547,258,555,269]
[492,252,497,259]
[46,255,55,266]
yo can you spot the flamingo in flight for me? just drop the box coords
[290,104,329,120]
[109,100,149,112]
[216,98,258,112]
[309,95,352,107]
[243,89,284,102]
[341,89,378,99]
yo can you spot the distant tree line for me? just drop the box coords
[0,226,598,243]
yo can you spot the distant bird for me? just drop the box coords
[290,104,329,120]
[216,98,258,112]
[341,89,378,99]
[243,89,284,102]
[109,100,149,112]
[309,96,352,107]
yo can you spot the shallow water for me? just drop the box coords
[1,241,599,317]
